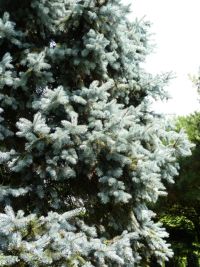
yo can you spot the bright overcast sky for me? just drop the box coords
[122,0,200,115]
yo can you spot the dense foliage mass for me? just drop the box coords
[156,113,200,267]
[0,0,191,266]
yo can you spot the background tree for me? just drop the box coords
[0,0,191,266]
[155,113,200,267]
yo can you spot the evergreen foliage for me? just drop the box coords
[0,0,192,266]
[155,113,200,267]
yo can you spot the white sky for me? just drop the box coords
[122,0,200,115]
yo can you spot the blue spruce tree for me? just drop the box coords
[0,0,192,266]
